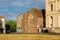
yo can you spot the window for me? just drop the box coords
[58,16,60,27]
[29,14,34,25]
[51,16,53,25]
[50,4,53,11]
[17,27,22,32]
[59,2,60,10]
[49,16,53,27]
[30,18,34,24]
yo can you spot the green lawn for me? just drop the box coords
[0,34,60,40]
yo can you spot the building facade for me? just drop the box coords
[17,14,23,33]
[46,0,60,33]
[17,8,44,33]
[0,16,5,33]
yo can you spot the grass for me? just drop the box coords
[0,34,60,40]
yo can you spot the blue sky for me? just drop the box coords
[0,0,45,21]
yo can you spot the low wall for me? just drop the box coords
[47,27,60,33]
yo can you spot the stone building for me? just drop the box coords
[46,0,60,33]
[17,14,23,33]
[17,8,45,33]
[0,16,5,33]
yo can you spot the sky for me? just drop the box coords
[0,0,45,21]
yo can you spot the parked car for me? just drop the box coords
[6,30,15,34]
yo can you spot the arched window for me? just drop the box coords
[28,14,34,25]
[51,16,53,25]
[49,16,53,27]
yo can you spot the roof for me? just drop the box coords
[30,8,43,17]
[18,8,45,18]
[0,16,5,18]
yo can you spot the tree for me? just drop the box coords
[5,21,16,32]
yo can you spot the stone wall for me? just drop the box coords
[17,8,45,33]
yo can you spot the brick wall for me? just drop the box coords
[17,8,44,33]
